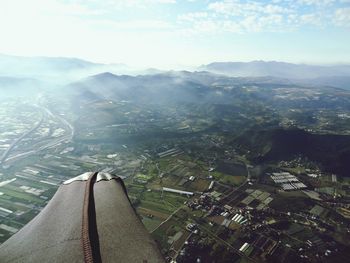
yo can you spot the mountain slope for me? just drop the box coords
[234,128,350,176]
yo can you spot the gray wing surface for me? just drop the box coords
[0,172,165,263]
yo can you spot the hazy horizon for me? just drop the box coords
[1,52,350,72]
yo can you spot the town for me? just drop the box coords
[0,86,350,263]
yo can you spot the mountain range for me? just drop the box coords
[200,61,350,79]
[0,54,349,86]
[200,61,350,89]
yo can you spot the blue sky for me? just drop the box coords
[0,0,349,68]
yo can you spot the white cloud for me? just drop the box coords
[178,12,208,22]
[239,14,284,32]
[178,1,294,33]
[179,0,350,34]
[91,0,176,9]
[333,7,350,26]
[264,4,291,14]
[297,0,335,6]
[300,13,322,25]
[91,19,174,30]
[1,0,103,17]
[208,1,292,16]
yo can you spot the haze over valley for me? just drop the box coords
[1,0,350,262]
[0,53,350,262]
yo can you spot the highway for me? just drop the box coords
[0,111,44,164]
[1,105,74,165]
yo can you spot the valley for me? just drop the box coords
[1,71,350,262]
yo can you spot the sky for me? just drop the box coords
[0,0,349,69]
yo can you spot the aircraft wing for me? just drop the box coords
[0,172,165,263]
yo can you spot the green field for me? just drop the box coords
[139,191,187,214]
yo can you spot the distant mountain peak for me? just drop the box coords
[200,61,350,80]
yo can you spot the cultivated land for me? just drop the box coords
[1,72,350,262]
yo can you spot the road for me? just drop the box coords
[1,105,74,165]
[40,106,74,138]
[220,163,251,204]
[0,110,44,164]
[246,163,252,181]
